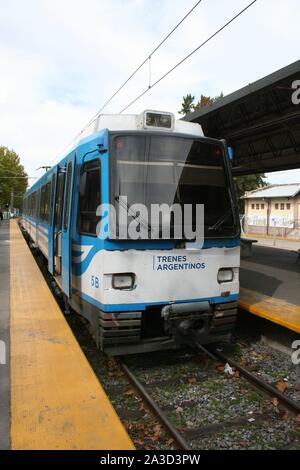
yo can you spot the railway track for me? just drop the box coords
[118,345,300,450]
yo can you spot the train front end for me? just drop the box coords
[84,111,240,355]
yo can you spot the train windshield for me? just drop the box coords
[111,134,238,239]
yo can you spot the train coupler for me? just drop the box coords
[161,301,213,344]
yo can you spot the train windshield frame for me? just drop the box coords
[109,132,239,240]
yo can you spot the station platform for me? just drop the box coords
[0,220,134,450]
[239,244,300,334]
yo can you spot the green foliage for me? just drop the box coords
[194,92,224,111]
[179,92,224,116]
[0,146,28,210]
[179,94,195,115]
[234,174,267,213]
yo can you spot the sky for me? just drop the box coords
[0,0,299,187]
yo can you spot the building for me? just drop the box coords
[243,184,300,238]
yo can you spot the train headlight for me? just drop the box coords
[112,273,135,289]
[217,268,233,283]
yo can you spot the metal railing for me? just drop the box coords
[241,215,300,239]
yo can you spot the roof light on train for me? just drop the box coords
[142,110,174,130]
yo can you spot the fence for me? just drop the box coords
[241,215,300,239]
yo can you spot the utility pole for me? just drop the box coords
[10,189,14,215]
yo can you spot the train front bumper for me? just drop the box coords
[99,300,238,355]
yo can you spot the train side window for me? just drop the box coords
[32,191,37,218]
[39,185,46,220]
[44,182,51,222]
[77,159,101,236]
[63,162,73,232]
[38,183,51,222]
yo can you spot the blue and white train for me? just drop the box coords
[21,110,240,355]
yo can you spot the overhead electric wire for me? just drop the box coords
[120,0,257,113]
[48,0,204,166]
[48,0,257,165]
[81,0,204,130]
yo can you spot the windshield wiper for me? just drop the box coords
[115,196,152,232]
[208,208,233,232]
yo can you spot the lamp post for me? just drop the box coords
[10,189,14,215]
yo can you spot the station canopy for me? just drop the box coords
[184,60,300,176]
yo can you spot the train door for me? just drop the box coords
[51,166,66,282]
[48,172,57,274]
[35,188,40,246]
[61,155,76,297]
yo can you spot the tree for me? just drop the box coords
[179,92,224,116]
[179,94,195,115]
[0,146,28,211]
[234,174,267,213]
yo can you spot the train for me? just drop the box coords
[21,110,240,355]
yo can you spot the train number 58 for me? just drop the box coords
[91,275,100,288]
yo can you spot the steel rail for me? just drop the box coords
[118,358,190,450]
[197,344,300,416]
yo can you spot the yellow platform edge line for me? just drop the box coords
[238,287,300,334]
[10,220,134,450]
